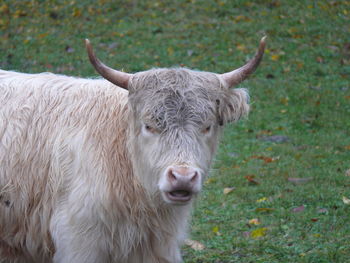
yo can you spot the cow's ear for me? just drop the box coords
[217,88,250,125]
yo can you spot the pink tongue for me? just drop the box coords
[171,190,189,197]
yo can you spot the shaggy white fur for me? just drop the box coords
[0,68,249,263]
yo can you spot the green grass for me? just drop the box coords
[1,0,350,262]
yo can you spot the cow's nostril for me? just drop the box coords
[166,166,201,186]
[190,171,198,182]
[168,169,177,181]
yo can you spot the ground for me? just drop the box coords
[1,0,349,262]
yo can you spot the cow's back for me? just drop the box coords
[0,70,128,262]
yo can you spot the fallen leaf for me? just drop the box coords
[260,135,290,143]
[228,152,239,158]
[243,231,250,237]
[223,187,235,195]
[251,227,268,239]
[345,169,350,177]
[65,46,75,53]
[256,208,275,213]
[236,44,247,52]
[244,175,259,185]
[316,56,324,63]
[283,66,291,73]
[37,33,48,39]
[280,97,289,105]
[187,49,194,56]
[256,197,267,203]
[292,34,303,39]
[14,10,27,18]
[0,4,9,14]
[251,155,274,163]
[212,226,220,235]
[288,177,313,184]
[288,27,298,34]
[291,205,305,213]
[271,54,280,61]
[72,8,81,17]
[257,129,272,135]
[342,196,350,205]
[167,47,174,56]
[296,61,304,70]
[205,178,216,184]
[308,86,322,91]
[108,42,118,49]
[327,45,339,51]
[248,218,261,225]
[233,15,251,22]
[184,239,205,251]
[317,208,328,214]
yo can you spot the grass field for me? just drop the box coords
[1,0,350,262]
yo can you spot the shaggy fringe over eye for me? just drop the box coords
[217,88,250,125]
[128,68,250,128]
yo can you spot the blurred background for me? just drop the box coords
[1,1,349,262]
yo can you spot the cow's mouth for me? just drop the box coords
[166,190,192,202]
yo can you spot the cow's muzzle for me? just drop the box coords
[160,166,202,205]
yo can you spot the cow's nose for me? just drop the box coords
[167,166,199,185]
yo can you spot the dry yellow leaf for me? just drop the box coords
[342,196,350,205]
[280,97,289,105]
[271,54,280,61]
[0,4,8,13]
[283,66,291,73]
[236,44,247,52]
[37,33,48,39]
[248,218,261,225]
[184,239,205,251]
[223,187,235,195]
[205,178,216,184]
[167,47,174,56]
[288,27,298,34]
[256,197,267,203]
[72,8,82,17]
[296,62,304,69]
[251,227,267,239]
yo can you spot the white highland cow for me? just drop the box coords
[0,37,266,263]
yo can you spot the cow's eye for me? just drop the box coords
[202,125,211,134]
[144,124,159,134]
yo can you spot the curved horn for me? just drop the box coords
[221,36,266,88]
[85,39,131,90]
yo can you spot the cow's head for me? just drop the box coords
[86,37,266,205]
